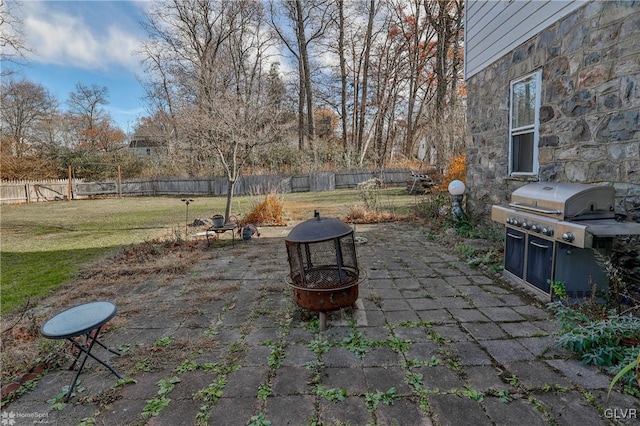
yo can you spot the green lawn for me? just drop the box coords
[1,188,418,313]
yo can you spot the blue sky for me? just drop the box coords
[7,0,152,133]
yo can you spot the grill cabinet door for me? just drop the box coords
[504,228,525,279]
[526,235,554,293]
[554,242,611,298]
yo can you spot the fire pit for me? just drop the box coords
[285,211,362,330]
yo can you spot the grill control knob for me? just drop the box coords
[512,218,522,227]
[522,222,532,230]
[531,224,541,233]
[562,232,575,242]
[542,227,554,236]
[506,217,513,225]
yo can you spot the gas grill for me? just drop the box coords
[491,182,640,298]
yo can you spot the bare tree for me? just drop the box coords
[422,0,465,166]
[355,0,375,154]
[137,45,181,167]
[0,78,57,157]
[336,0,348,152]
[65,83,125,153]
[425,0,463,116]
[66,83,109,131]
[318,0,379,165]
[140,0,241,176]
[0,78,62,179]
[269,0,331,152]
[363,11,405,166]
[141,0,286,220]
[390,0,437,159]
[132,0,467,178]
[0,0,30,76]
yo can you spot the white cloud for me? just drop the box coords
[21,1,145,72]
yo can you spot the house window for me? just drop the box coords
[509,70,541,175]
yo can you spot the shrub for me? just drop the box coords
[434,153,466,192]
[549,302,640,394]
[414,192,449,220]
[357,178,382,210]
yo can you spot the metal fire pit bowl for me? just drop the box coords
[285,212,362,330]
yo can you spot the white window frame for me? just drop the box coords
[509,70,541,176]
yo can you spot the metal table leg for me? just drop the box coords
[64,326,122,402]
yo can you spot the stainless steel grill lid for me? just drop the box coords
[509,182,615,220]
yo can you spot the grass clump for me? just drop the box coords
[243,192,287,226]
[346,206,396,223]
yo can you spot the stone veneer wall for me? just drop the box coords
[465,1,640,222]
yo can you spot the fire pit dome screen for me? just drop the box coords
[285,212,360,325]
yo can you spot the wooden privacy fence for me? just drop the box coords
[1,179,71,204]
[1,169,411,204]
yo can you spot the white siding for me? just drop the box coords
[464,0,588,79]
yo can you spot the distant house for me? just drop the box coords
[464,0,640,219]
[128,133,164,163]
